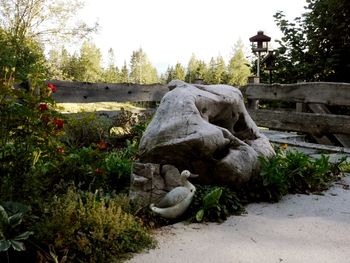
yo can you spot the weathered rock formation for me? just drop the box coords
[130,80,275,209]
[138,80,274,186]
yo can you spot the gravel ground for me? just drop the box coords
[128,175,350,263]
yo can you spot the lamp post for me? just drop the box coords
[249,31,271,80]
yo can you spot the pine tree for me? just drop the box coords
[164,66,175,83]
[103,48,120,83]
[173,63,186,81]
[205,56,227,84]
[129,48,158,84]
[227,40,251,86]
[185,53,199,83]
[120,61,129,83]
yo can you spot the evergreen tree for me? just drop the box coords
[173,63,186,81]
[205,56,227,84]
[65,53,84,81]
[129,48,158,84]
[195,60,208,82]
[164,66,175,83]
[47,47,72,80]
[185,54,199,83]
[77,41,103,82]
[227,40,251,86]
[164,63,186,83]
[120,61,129,83]
[103,48,120,83]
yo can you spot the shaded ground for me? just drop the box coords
[128,175,350,263]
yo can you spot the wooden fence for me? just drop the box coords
[244,82,350,148]
[49,80,350,148]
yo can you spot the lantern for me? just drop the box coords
[249,31,271,78]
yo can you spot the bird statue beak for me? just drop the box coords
[189,172,199,178]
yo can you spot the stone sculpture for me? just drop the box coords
[150,170,196,219]
[139,80,274,185]
[130,80,275,217]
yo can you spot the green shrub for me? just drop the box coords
[0,74,65,204]
[188,185,244,223]
[47,146,133,193]
[61,113,112,148]
[0,202,34,262]
[241,147,345,202]
[109,108,152,151]
[36,187,155,263]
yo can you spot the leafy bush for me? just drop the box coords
[36,188,155,263]
[0,73,65,204]
[109,108,152,150]
[61,113,112,148]
[0,202,34,262]
[176,146,346,223]
[188,185,244,223]
[240,146,345,202]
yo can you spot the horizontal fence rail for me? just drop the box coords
[245,82,350,147]
[44,80,350,147]
[48,80,169,103]
[245,82,350,106]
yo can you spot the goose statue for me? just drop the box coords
[150,170,196,219]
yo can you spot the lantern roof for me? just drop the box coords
[249,31,271,42]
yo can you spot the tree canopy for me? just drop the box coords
[0,0,96,81]
[0,0,97,43]
[273,0,350,83]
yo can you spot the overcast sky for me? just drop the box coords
[77,0,306,73]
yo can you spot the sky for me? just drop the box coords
[77,0,307,73]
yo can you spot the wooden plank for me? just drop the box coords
[268,137,350,154]
[308,103,350,147]
[296,102,306,112]
[48,80,169,103]
[248,109,350,135]
[246,82,350,106]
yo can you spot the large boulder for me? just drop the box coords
[138,80,275,187]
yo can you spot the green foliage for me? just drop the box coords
[339,161,350,173]
[0,29,46,81]
[273,0,350,83]
[0,0,96,43]
[102,48,121,83]
[241,147,344,202]
[177,147,345,224]
[37,188,155,263]
[129,48,158,84]
[204,56,227,85]
[163,63,186,83]
[61,113,112,148]
[227,39,251,86]
[0,202,33,253]
[195,187,222,222]
[189,185,244,223]
[0,74,65,204]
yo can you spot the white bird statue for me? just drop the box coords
[150,170,196,219]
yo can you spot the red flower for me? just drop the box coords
[96,141,108,150]
[57,147,65,154]
[47,83,57,93]
[38,103,49,111]
[53,118,64,129]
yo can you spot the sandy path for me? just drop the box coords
[128,176,350,263]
